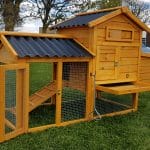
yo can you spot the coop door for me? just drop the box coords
[96,46,119,81]
[0,64,29,142]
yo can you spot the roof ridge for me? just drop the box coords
[76,6,122,16]
[0,31,71,39]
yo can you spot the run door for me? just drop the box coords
[0,64,29,142]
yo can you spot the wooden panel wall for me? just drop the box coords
[95,14,141,84]
[140,56,150,83]
[57,27,90,49]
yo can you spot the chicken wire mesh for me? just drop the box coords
[61,62,88,122]
[5,70,16,134]
[94,91,133,116]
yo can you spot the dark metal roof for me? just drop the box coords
[6,36,92,58]
[51,10,113,29]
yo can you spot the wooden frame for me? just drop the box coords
[56,62,63,126]
[106,26,134,42]
[0,64,29,143]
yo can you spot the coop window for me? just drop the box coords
[106,27,134,42]
[63,63,70,81]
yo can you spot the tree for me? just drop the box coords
[0,0,24,31]
[125,0,150,23]
[29,0,93,33]
[28,0,69,33]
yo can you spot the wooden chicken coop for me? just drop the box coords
[51,6,150,118]
[0,6,150,142]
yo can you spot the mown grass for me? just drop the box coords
[0,63,150,150]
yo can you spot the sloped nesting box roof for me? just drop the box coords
[51,6,150,32]
[51,10,113,29]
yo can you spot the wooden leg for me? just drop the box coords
[132,93,139,111]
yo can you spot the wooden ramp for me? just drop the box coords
[29,81,57,112]
[6,81,57,115]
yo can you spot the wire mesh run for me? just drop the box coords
[29,62,56,128]
[5,70,16,134]
[94,92,133,116]
[61,62,87,122]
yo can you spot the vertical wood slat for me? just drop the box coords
[85,61,94,120]
[137,30,142,81]
[23,64,29,132]
[55,62,63,125]
[132,93,139,111]
[51,63,57,104]
[115,47,120,79]
[0,66,5,142]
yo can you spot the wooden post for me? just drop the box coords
[24,64,29,132]
[51,63,57,104]
[85,60,94,120]
[0,66,5,142]
[55,61,62,126]
[132,93,139,111]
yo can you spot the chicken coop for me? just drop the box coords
[51,6,150,119]
[0,6,150,142]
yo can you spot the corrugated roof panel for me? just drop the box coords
[6,36,92,58]
[51,11,113,29]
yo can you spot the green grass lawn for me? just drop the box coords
[1,63,150,149]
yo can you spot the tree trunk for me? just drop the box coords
[3,0,22,31]
[42,25,48,33]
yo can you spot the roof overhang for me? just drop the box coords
[88,7,150,33]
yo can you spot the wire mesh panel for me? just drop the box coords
[29,62,56,128]
[94,92,133,116]
[5,70,16,134]
[61,62,87,122]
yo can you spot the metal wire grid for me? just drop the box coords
[61,62,87,122]
[94,92,133,116]
[5,70,16,133]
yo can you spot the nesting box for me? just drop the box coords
[51,7,150,85]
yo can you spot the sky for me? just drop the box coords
[20,0,150,33]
